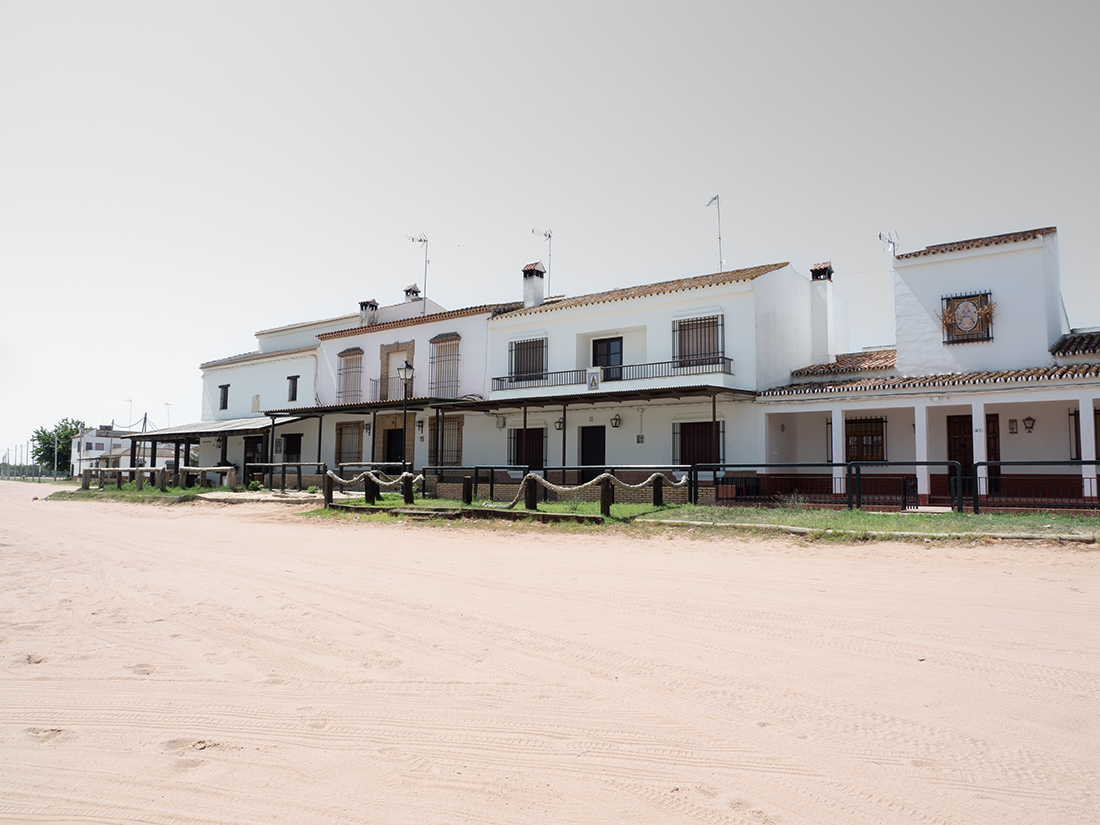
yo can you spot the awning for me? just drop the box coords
[125,417,302,442]
[434,385,755,413]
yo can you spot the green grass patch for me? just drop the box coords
[48,484,200,504]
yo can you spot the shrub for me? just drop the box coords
[248,480,264,492]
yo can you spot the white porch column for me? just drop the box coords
[1080,396,1098,500]
[971,400,988,492]
[914,403,930,503]
[831,407,846,495]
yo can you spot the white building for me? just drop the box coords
[70,425,138,477]
[757,227,1099,505]
[138,224,1098,505]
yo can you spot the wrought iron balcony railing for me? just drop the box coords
[491,356,733,391]
[369,376,414,402]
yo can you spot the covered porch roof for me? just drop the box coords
[125,416,303,442]
[434,384,755,413]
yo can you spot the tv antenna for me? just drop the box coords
[879,230,899,257]
[707,195,723,273]
[407,234,429,314]
[532,228,552,295]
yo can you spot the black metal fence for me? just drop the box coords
[243,462,327,491]
[423,465,531,502]
[970,460,1100,513]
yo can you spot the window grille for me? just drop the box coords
[672,316,723,367]
[335,422,362,464]
[845,417,887,462]
[429,339,461,398]
[507,427,547,470]
[941,292,993,344]
[672,421,725,465]
[429,417,462,465]
[509,338,547,380]
[337,349,363,404]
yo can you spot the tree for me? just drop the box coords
[31,418,86,472]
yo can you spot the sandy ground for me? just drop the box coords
[1,482,1097,824]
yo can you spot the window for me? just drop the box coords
[287,375,299,403]
[1069,409,1100,460]
[337,348,363,404]
[509,338,547,381]
[673,316,723,368]
[673,421,724,466]
[219,384,229,410]
[428,417,463,465]
[283,433,302,463]
[95,442,104,451]
[429,336,461,398]
[593,337,623,381]
[845,418,886,462]
[508,427,546,470]
[941,292,993,344]
[85,442,93,452]
[335,422,362,465]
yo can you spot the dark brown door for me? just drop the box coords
[985,413,1001,493]
[946,415,973,493]
[580,426,606,482]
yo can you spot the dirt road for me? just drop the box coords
[1,481,1096,823]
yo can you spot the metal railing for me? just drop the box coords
[242,461,327,491]
[490,357,735,391]
[491,369,587,391]
[970,460,1100,513]
[422,465,531,502]
[846,461,964,512]
[369,377,414,402]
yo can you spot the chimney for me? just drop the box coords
[403,284,421,303]
[358,299,378,326]
[809,261,836,363]
[810,261,833,281]
[522,261,546,308]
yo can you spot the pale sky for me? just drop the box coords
[2,0,1098,459]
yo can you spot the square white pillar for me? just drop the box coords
[914,403,930,499]
[971,401,988,491]
[1080,397,1097,498]
[831,407,846,495]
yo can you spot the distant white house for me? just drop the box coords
[70,425,137,477]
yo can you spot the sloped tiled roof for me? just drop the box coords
[493,263,789,319]
[791,348,896,377]
[896,227,1056,260]
[317,303,522,341]
[201,345,319,370]
[761,363,1100,398]
[1050,331,1100,356]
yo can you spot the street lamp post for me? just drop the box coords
[396,360,415,474]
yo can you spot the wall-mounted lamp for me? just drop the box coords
[416,420,424,434]
[554,418,564,431]
[364,422,371,435]
[610,414,621,429]
[496,416,507,430]
[1023,415,1035,433]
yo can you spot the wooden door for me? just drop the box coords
[985,413,1001,493]
[580,426,606,482]
[946,415,973,493]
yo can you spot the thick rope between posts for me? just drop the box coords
[493,471,689,510]
[326,469,424,490]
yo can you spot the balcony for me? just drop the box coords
[491,356,734,392]
[369,376,414,402]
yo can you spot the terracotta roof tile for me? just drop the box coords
[791,348,896,377]
[201,345,319,370]
[761,363,1100,397]
[492,263,788,319]
[316,302,522,341]
[896,227,1056,260]
[1050,331,1100,356]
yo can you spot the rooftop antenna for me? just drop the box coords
[879,230,899,257]
[165,402,171,428]
[532,228,552,295]
[707,195,723,273]
[407,234,429,314]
